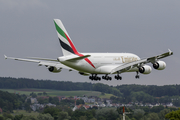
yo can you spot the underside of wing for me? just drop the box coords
[4,55,75,72]
[27,57,58,62]
[110,59,147,74]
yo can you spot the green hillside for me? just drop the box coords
[0,88,115,98]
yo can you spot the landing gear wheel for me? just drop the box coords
[89,74,102,81]
[135,75,140,79]
[115,75,122,80]
[102,74,111,81]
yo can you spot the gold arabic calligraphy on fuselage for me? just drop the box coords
[113,56,138,63]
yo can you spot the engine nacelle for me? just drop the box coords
[79,72,90,76]
[153,61,166,70]
[48,66,61,73]
[139,65,152,74]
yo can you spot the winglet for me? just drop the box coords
[168,49,173,55]
[4,55,7,59]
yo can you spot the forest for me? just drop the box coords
[1,77,180,99]
[1,77,180,97]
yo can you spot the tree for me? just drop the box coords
[76,99,85,105]
[150,105,164,113]
[141,106,150,113]
[158,109,170,120]
[147,113,160,120]
[3,112,14,120]
[43,92,48,96]
[140,116,148,120]
[96,116,106,120]
[30,92,37,98]
[72,110,85,119]
[133,109,145,120]
[90,118,97,120]
[79,116,87,120]
[173,98,180,107]
[96,108,119,120]
[43,107,61,120]
[37,97,49,104]
[14,114,24,120]
[165,108,180,120]
[14,100,20,109]
[57,111,71,120]
[0,116,4,120]
[37,113,54,120]
[84,110,93,120]
[21,115,38,120]
[27,98,31,104]
[24,101,31,112]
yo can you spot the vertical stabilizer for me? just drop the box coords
[54,19,78,56]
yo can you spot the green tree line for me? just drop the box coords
[2,77,180,97]
[116,84,180,97]
[0,106,177,120]
[0,77,122,96]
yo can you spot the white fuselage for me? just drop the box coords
[58,53,140,74]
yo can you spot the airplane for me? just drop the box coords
[4,19,173,81]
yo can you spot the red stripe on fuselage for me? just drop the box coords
[64,33,95,68]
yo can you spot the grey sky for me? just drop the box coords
[0,0,179,86]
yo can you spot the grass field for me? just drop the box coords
[0,88,115,98]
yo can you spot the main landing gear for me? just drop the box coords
[89,74,101,81]
[115,75,122,80]
[135,71,140,79]
[89,72,140,81]
[89,74,122,81]
[102,74,112,80]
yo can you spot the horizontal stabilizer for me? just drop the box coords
[66,55,91,61]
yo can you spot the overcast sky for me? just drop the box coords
[0,0,179,86]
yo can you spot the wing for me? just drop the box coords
[4,55,75,71]
[110,49,173,74]
[147,49,173,63]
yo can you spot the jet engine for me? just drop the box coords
[48,66,61,73]
[79,72,90,76]
[153,61,166,70]
[139,65,152,74]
